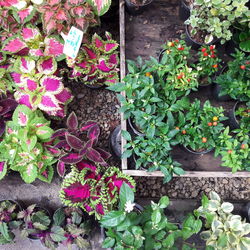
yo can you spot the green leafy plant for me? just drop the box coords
[18,204,51,239]
[66,32,119,86]
[195,45,221,85]
[0,105,56,183]
[60,162,136,220]
[215,50,250,101]
[0,200,22,245]
[100,183,202,249]
[176,99,227,152]
[234,101,250,133]
[195,191,250,250]
[185,0,250,44]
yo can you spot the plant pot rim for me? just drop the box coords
[128,117,145,137]
[185,25,219,46]
[125,0,154,7]
[183,145,214,155]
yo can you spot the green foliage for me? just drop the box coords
[100,183,202,249]
[185,0,250,44]
[195,191,250,250]
[215,50,250,101]
[0,105,56,183]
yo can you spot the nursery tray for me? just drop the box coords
[119,0,250,178]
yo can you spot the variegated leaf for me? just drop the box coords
[86,0,112,16]
[40,76,63,94]
[12,105,33,126]
[2,36,26,54]
[44,37,65,61]
[0,162,7,180]
[37,57,57,75]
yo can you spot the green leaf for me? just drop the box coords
[20,164,38,184]
[167,111,175,127]
[151,210,161,224]
[131,226,143,236]
[100,211,126,227]
[122,231,134,245]
[217,232,227,247]
[173,167,185,176]
[121,130,132,141]
[159,196,169,208]
[162,234,174,248]
[221,202,234,213]
[102,237,115,248]
[36,126,54,141]
[53,208,65,226]
[50,226,67,242]
[122,149,132,159]
[32,211,51,227]
[119,183,134,210]
[72,211,82,225]
[0,222,13,242]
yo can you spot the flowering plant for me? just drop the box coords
[100,183,201,249]
[215,50,250,101]
[50,112,111,177]
[234,101,250,133]
[0,105,56,183]
[0,200,22,244]
[176,99,227,152]
[195,191,250,250]
[195,45,221,85]
[66,32,119,86]
[60,163,135,220]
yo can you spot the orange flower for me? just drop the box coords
[240,65,246,70]
[212,64,218,68]
[145,72,151,77]
[202,137,207,143]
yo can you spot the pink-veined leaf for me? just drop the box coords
[54,140,70,150]
[65,134,83,150]
[18,111,28,126]
[46,146,61,156]
[29,48,44,57]
[19,57,35,73]
[59,153,83,164]
[40,76,63,94]
[17,6,35,24]
[83,46,97,60]
[11,72,22,84]
[63,182,91,201]
[87,124,100,142]
[55,88,73,103]
[86,0,112,16]
[105,42,118,53]
[51,129,67,139]
[22,27,40,41]
[37,57,57,75]
[80,121,97,131]
[57,161,65,177]
[79,140,93,156]
[44,37,64,59]
[96,148,111,160]
[38,94,60,111]
[2,36,26,54]
[86,148,104,163]
[76,159,97,171]
[26,79,38,91]
[15,93,33,109]
[0,161,7,180]
[97,60,113,72]
[66,112,78,131]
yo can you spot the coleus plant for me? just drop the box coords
[18,204,51,239]
[50,112,111,177]
[11,56,73,118]
[86,0,112,16]
[60,162,136,220]
[0,94,18,137]
[0,105,56,183]
[66,32,119,86]
[37,0,99,35]
[0,200,22,244]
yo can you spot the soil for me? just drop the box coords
[188,25,212,45]
[130,0,152,6]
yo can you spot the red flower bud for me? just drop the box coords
[240,65,246,70]
[201,48,206,52]
[203,52,208,57]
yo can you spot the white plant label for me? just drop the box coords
[62,26,83,59]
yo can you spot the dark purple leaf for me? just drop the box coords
[65,133,83,150]
[63,182,91,202]
[87,124,100,143]
[96,148,111,160]
[51,128,67,139]
[0,119,6,137]
[80,121,97,131]
[0,98,18,116]
[86,148,105,163]
[76,160,97,171]
[59,153,83,164]
[57,161,65,177]
[66,112,78,131]
[54,140,69,149]
[79,140,93,156]
[46,146,61,156]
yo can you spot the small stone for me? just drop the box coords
[77,94,85,99]
[222,179,228,184]
[205,188,211,193]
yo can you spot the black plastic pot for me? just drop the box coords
[109,125,122,159]
[228,101,241,130]
[100,1,119,20]
[225,39,238,57]
[198,75,216,89]
[85,84,105,89]
[125,0,153,15]
[183,145,213,155]
[246,202,250,223]
[132,154,147,171]
[185,25,219,50]
[179,0,190,21]
[158,49,166,63]
[212,66,232,101]
[128,117,145,137]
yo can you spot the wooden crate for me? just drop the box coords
[119,0,250,178]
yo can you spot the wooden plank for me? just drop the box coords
[119,0,127,170]
[123,170,250,178]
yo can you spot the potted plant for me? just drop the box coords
[18,204,51,240]
[125,0,154,15]
[0,105,56,183]
[194,45,221,87]
[179,0,191,21]
[0,200,22,244]
[229,101,250,131]
[184,0,250,49]
[59,161,135,220]
[176,99,227,154]
[195,191,250,249]
[215,127,250,172]
[214,50,250,102]
[100,183,202,249]
[65,32,119,88]
[38,207,91,249]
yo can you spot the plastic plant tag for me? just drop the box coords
[62,26,83,59]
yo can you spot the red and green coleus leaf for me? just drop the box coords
[63,182,91,202]
[80,121,97,131]
[22,26,41,42]
[40,75,64,94]
[86,0,112,16]
[37,94,61,112]
[66,112,78,131]
[12,104,33,126]
[22,135,37,151]
[38,165,54,183]
[2,35,27,54]
[59,153,83,164]
[51,128,67,139]
[96,148,111,160]
[36,126,54,141]
[54,88,73,104]
[18,57,36,74]
[76,159,97,171]
[86,148,106,164]
[0,53,6,64]
[87,124,100,144]
[14,92,33,109]
[57,161,65,177]
[13,6,36,25]
[37,57,57,75]
[44,36,65,61]
[65,134,83,150]
[0,162,7,180]
[19,163,38,183]
[46,146,61,156]
[79,140,93,155]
